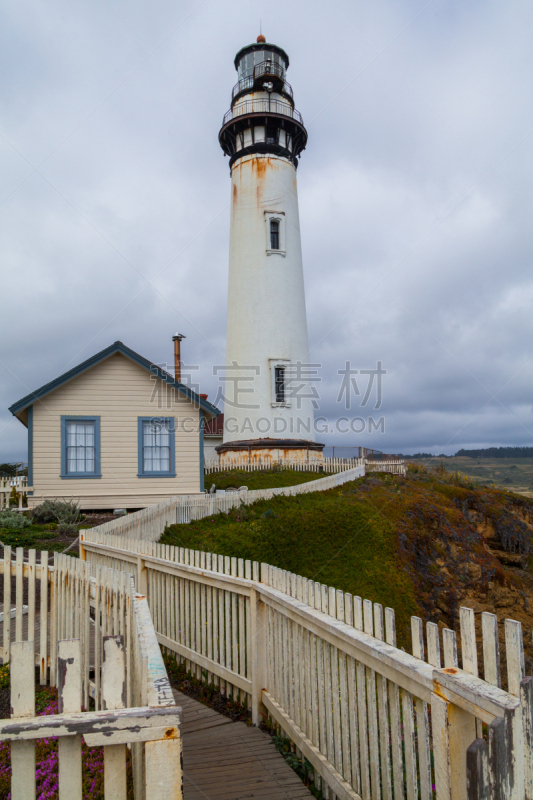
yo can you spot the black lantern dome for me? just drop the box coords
[219,37,307,169]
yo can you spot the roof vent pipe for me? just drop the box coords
[172,333,186,382]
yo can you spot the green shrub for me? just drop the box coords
[32,499,82,526]
[57,522,78,536]
[0,510,31,531]
[0,529,59,549]
[31,500,62,524]
[54,499,82,525]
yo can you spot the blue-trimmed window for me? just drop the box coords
[60,416,101,478]
[138,417,175,477]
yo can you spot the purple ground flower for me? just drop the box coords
[0,688,133,799]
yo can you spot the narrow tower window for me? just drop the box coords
[266,126,278,145]
[275,367,285,403]
[270,219,280,250]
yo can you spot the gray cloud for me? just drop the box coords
[1,0,532,460]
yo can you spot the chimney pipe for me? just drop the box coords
[172,333,186,382]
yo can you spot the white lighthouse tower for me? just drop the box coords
[217,35,323,465]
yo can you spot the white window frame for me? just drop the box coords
[269,358,291,407]
[264,211,286,257]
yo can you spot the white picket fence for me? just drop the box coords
[81,530,532,800]
[0,546,182,799]
[365,460,407,476]
[84,462,366,544]
[205,456,407,477]
[204,456,365,474]
[0,477,29,510]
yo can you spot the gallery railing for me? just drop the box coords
[223,98,304,126]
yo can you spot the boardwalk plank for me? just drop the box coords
[175,690,313,800]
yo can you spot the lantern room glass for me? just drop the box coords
[237,50,287,80]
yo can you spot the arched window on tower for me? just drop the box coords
[270,219,280,250]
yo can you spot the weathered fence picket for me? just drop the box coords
[3,546,11,665]
[10,641,35,800]
[102,636,127,800]
[58,639,82,800]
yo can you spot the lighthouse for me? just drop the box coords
[217,36,323,465]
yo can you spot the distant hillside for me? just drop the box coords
[455,447,533,459]
[404,452,449,458]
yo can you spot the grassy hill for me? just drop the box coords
[162,464,533,654]
[204,468,331,491]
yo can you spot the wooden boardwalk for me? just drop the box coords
[174,689,313,800]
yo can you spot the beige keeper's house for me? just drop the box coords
[9,341,220,510]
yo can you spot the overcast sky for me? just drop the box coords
[1,0,532,460]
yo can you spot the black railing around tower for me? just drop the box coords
[232,76,293,102]
[223,99,304,127]
[253,60,284,81]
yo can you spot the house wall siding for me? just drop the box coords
[204,436,223,460]
[31,352,202,509]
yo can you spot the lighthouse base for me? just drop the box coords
[215,438,324,469]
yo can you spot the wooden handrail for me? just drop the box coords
[0,705,181,744]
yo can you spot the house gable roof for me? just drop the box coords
[8,341,221,420]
